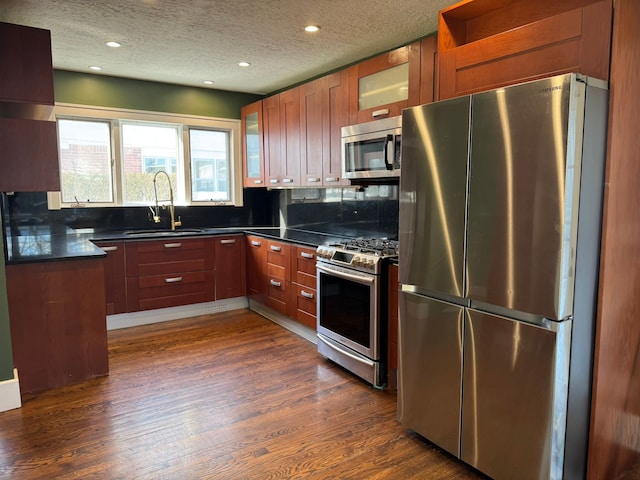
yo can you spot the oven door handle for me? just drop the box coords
[316,263,375,284]
[317,334,375,368]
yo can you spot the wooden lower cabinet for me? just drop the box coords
[265,240,291,315]
[125,237,215,312]
[214,235,246,300]
[6,258,109,393]
[246,235,267,304]
[93,241,126,314]
[290,245,317,329]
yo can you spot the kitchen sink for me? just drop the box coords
[122,228,204,236]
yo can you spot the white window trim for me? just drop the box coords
[49,103,243,209]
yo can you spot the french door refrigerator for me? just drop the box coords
[398,73,608,480]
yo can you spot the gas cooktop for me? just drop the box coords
[316,238,398,274]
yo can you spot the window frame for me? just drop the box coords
[50,103,243,209]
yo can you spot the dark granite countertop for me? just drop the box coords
[4,225,384,265]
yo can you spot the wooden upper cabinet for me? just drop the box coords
[348,42,421,124]
[420,34,438,105]
[299,77,326,186]
[263,90,301,186]
[241,100,265,188]
[263,94,283,186]
[437,0,613,100]
[325,70,350,186]
[0,22,60,192]
[0,22,54,113]
[279,88,301,186]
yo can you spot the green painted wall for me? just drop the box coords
[54,70,262,118]
[0,211,14,382]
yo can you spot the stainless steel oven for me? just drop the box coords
[316,239,398,388]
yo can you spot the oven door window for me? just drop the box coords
[318,271,373,349]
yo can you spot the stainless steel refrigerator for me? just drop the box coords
[398,73,608,480]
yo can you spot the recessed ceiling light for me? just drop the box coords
[89,66,103,71]
[203,80,214,85]
[304,25,320,33]
[105,41,122,48]
[238,61,251,67]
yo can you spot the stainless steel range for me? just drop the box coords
[316,238,398,388]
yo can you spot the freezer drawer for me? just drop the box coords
[398,291,463,456]
[461,309,571,480]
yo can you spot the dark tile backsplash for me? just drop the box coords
[1,184,399,240]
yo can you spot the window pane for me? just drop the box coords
[190,129,230,202]
[58,119,113,203]
[121,123,181,204]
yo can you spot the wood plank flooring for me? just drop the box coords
[0,309,486,479]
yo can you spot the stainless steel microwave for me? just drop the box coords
[342,116,401,179]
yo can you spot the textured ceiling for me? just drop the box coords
[0,0,457,95]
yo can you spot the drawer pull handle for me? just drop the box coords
[254,179,263,184]
[282,178,293,183]
[164,242,182,248]
[270,178,279,184]
[324,177,339,182]
[101,246,118,252]
[301,290,314,299]
[307,177,320,183]
[270,279,281,287]
[372,108,390,118]
[165,276,183,283]
[270,245,281,252]
[251,240,262,247]
[300,252,314,259]
[220,239,236,245]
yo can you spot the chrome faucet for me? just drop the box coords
[151,170,182,230]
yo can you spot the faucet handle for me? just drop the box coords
[174,216,182,228]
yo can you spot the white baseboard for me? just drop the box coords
[107,297,249,330]
[249,300,317,345]
[0,369,22,412]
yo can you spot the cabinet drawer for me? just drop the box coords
[292,246,316,289]
[126,270,214,312]
[293,284,317,329]
[266,277,288,315]
[266,240,291,271]
[125,237,214,276]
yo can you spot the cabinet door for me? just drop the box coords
[214,235,246,300]
[299,78,326,186]
[93,241,126,315]
[241,100,265,188]
[279,88,301,185]
[0,22,54,107]
[263,94,283,186]
[349,42,421,124]
[245,235,267,304]
[0,117,60,192]
[420,34,438,105]
[325,70,350,186]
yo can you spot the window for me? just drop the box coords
[57,119,113,204]
[189,129,229,202]
[53,104,242,208]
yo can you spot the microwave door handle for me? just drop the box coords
[384,134,393,170]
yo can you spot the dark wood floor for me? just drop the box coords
[0,309,486,479]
